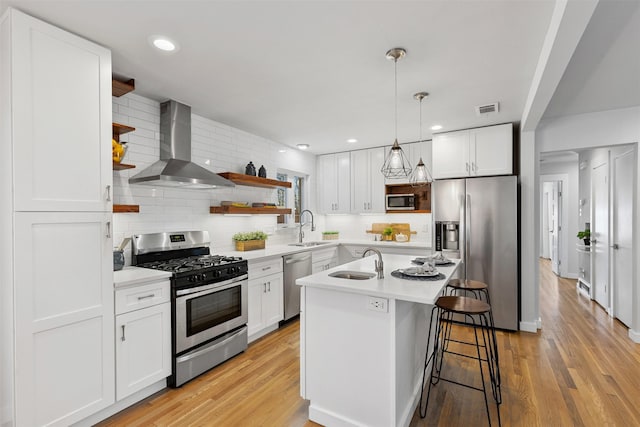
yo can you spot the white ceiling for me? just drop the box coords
[2,0,558,154]
[7,1,638,156]
[543,0,640,119]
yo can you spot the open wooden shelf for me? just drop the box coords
[210,206,292,215]
[113,204,139,213]
[218,172,292,189]
[112,78,135,97]
[112,122,135,143]
[113,162,135,170]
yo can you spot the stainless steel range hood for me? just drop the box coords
[129,100,235,189]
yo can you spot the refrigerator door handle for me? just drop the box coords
[466,194,471,272]
[459,193,466,264]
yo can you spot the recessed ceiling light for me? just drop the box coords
[347,138,358,143]
[278,149,287,153]
[149,35,179,52]
[297,144,309,150]
[431,125,443,131]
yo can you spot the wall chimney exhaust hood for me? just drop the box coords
[129,100,235,189]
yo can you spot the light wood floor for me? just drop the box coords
[98,259,640,426]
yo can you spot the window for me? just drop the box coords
[277,171,306,225]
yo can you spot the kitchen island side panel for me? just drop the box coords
[305,286,394,427]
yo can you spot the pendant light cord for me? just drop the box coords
[394,58,398,141]
[419,95,423,142]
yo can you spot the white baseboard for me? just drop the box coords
[565,272,578,279]
[71,380,166,426]
[309,404,362,427]
[519,319,540,333]
[248,323,280,343]
[629,329,640,343]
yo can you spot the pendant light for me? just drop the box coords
[381,48,412,179]
[410,92,433,187]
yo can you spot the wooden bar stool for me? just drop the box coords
[419,295,501,426]
[445,279,501,403]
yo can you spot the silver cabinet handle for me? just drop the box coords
[611,244,619,250]
[106,185,111,202]
[121,325,126,342]
[261,266,271,271]
[466,162,469,172]
[106,221,112,238]
[263,283,267,293]
[137,294,155,300]
[267,281,271,292]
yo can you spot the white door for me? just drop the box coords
[550,181,561,275]
[431,130,470,179]
[592,162,609,310]
[351,150,370,213]
[541,187,550,259]
[612,149,634,326]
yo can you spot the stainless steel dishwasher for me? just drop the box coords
[283,251,312,321]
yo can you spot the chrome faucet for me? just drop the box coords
[362,248,384,279]
[298,209,315,243]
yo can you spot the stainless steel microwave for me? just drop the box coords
[385,194,415,210]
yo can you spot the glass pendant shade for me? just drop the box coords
[382,139,412,178]
[410,157,432,186]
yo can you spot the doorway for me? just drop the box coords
[592,161,609,310]
[539,174,569,278]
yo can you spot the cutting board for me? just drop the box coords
[366,223,416,241]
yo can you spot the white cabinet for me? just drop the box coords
[432,123,513,179]
[248,258,284,341]
[318,152,351,213]
[312,246,340,273]
[9,10,113,213]
[1,9,114,426]
[115,280,171,401]
[351,147,386,213]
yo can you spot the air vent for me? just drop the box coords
[475,102,499,116]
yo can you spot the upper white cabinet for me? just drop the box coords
[9,9,113,212]
[432,123,513,179]
[2,9,114,426]
[318,152,351,214]
[351,147,385,213]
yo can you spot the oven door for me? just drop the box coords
[175,275,248,354]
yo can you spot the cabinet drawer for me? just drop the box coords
[116,280,171,315]
[249,257,283,279]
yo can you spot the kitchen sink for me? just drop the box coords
[288,241,332,247]
[328,271,376,280]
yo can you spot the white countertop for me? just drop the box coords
[114,266,172,288]
[297,254,460,305]
[224,239,430,261]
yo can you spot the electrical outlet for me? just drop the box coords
[367,296,388,312]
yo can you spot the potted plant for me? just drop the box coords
[382,226,394,241]
[577,229,591,246]
[233,231,268,251]
[322,231,340,240]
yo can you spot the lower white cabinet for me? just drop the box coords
[115,280,171,401]
[248,258,284,340]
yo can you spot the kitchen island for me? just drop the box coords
[298,254,460,427]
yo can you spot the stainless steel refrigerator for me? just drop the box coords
[433,175,519,330]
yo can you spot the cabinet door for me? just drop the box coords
[432,130,471,179]
[10,10,112,212]
[248,277,266,336]
[318,154,338,213]
[262,273,284,327]
[470,123,513,176]
[116,303,171,400]
[14,211,114,426]
[351,150,370,213]
[369,147,386,213]
[336,152,351,213]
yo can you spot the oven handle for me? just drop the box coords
[175,327,247,363]
[175,274,248,297]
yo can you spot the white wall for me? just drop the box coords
[534,106,640,341]
[112,93,317,262]
[540,160,579,278]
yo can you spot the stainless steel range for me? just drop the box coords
[132,231,248,387]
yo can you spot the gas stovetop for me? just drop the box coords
[138,255,244,274]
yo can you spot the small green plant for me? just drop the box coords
[232,231,268,241]
[382,227,394,236]
[576,230,590,240]
[322,231,339,235]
